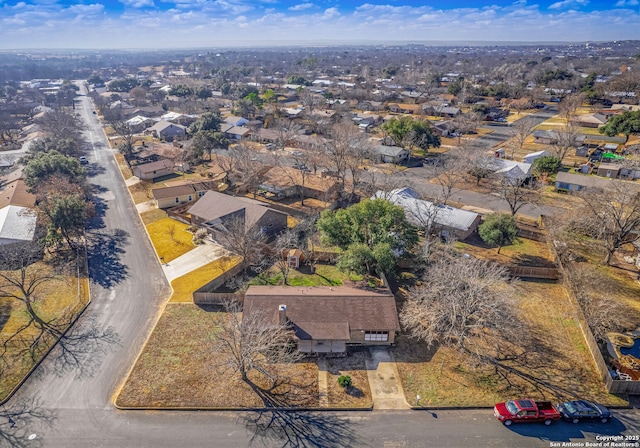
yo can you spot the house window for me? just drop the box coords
[364,331,388,342]
[188,195,192,201]
[175,198,179,203]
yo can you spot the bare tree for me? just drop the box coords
[271,118,302,150]
[462,143,495,186]
[571,180,640,265]
[550,123,579,162]
[493,174,540,216]
[0,242,63,360]
[507,117,536,160]
[565,263,633,342]
[400,255,518,356]
[272,229,301,285]
[102,106,135,158]
[214,215,270,275]
[212,299,305,405]
[432,153,464,205]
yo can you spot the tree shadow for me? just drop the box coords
[87,229,129,288]
[85,163,106,178]
[505,417,628,443]
[512,253,557,268]
[239,410,363,448]
[51,314,120,380]
[86,184,110,231]
[0,397,56,448]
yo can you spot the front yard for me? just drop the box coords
[395,280,626,407]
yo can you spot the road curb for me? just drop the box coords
[113,404,373,412]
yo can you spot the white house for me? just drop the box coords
[523,150,549,164]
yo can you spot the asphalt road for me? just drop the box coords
[3,95,639,448]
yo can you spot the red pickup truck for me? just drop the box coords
[494,399,562,426]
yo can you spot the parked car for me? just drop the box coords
[494,399,562,426]
[79,156,89,165]
[556,400,611,424]
[291,151,303,156]
[265,143,276,150]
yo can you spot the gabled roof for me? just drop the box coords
[0,177,35,209]
[133,159,174,174]
[373,188,480,232]
[243,286,400,340]
[188,191,285,229]
[374,145,409,157]
[151,182,215,200]
[149,120,187,132]
[490,158,533,177]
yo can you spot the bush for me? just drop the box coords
[337,375,352,389]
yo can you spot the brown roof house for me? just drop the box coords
[0,169,37,246]
[188,191,287,241]
[132,159,175,181]
[152,181,216,209]
[148,120,187,141]
[259,166,339,201]
[243,285,401,353]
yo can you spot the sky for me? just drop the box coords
[0,0,639,49]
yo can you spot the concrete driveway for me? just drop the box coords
[162,239,232,282]
[365,346,409,410]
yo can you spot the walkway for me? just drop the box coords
[365,346,409,410]
[317,357,329,406]
[162,239,231,282]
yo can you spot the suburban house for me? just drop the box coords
[151,181,217,209]
[259,166,339,201]
[374,145,410,164]
[533,130,558,145]
[0,169,37,245]
[221,124,251,140]
[575,113,607,128]
[523,150,549,164]
[374,187,481,240]
[132,159,175,181]
[188,191,287,240]
[424,105,461,117]
[242,285,401,354]
[554,171,630,192]
[148,120,187,141]
[387,103,421,114]
[223,116,249,127]
[125,115,155,133]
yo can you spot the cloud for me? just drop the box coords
[549,0,589,9]
[119,0,155,8]
[289,2,314,11]
[615,0,639,6]
[323,6,339,18]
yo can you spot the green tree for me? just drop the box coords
[478,213,518,254]
[381,116,440,157]
[287,74,310,86]
[190,130,229,161]
[599,110,640,138]
[169,84,194,98]
[189,112,222,134]
[317,199,418,275]
[196,86,212,100]
[107,78,139,92]
[262,89,275,104]
[24,151,85,190]
[532,155,562,176]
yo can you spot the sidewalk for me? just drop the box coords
[162,240,231,282]
[365,347,409,410]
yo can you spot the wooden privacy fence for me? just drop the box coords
[551,242,640,394]
[508,266,560,280]
[193,292,243,305]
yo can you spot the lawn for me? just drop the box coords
[114,153,133,179]
[146,217,195,263]
[249,263,363,287]
[394,280,626,407]
[128,181,151,205]
[0,257,90,401]
[453,234,556,267]
[116,304,319,408]
[140,208,168,225]
[169,256,242,303]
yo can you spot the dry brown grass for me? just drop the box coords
[116,304,319,408]
[128,181,152,205]
[140,208,168,225]
[325,351,373,408]
[0,256,90,400]
[395,279,626,407]
[454,234,556,267]
[114,153,133,179]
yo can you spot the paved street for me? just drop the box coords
[3,95,639,448]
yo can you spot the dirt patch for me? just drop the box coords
[454,234,556,268]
